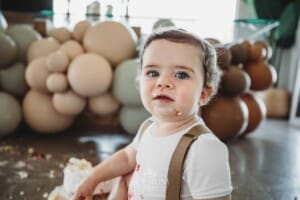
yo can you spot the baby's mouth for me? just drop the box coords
[153,95,174,101]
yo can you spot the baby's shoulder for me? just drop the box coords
[188,133,229,160]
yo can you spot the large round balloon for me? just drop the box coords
[230,43,248,65]
[244,61,274,91]
[46,73,68,93]
[48,27,72,43]
[0,92,22,137]
[112,59,142,106]
[201,95,249,140]
[120,106,150,135]
[220,66,251,97]
[83,21,137,66]
[25,57,50,93]
[88,93,120,116]
[53,90,86,116]
[6,25,42,62]
[0,34,17,68]
[68,53,112,97]
[46,51,69,73]
[59,40,84,60]
[27,37,60,63]
[240,92,266,135]
[72,20,91,42]
[23,90,74,133]
[0,62,29,97]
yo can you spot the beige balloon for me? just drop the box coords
[88,93,120,116]
[60,40,84,60]
[83,21,137,66]
[72,20,91,42]
[53,90,86,116]
[46,73,68,93]
[27,37,60,63]
[0,62,29,97]
[46,51,69,72]
[25,57,50,93]
[23,90,74,133]
[48,27,72,43]
[0,92,22,137]
[67,53,112,97]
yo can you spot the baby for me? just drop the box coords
[74,27,232,200]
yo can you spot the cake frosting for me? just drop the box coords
[48,157,116,200]
[63,157,93,196]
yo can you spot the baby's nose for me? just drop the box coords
[157,78,174,89]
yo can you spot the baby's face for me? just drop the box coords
[140,39,206,121]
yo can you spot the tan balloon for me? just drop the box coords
[25,57,50,93]
[60,40,84,60]
[23,90,74,133]
[53,90,86,116]
[72,20,91,42]
[27,37,60,63]
[48,27,72,43]
[83,21,137,66]
[46,51,69,72]
[88,93,120,115]
[46,73,68,93]
[67,53,112,97]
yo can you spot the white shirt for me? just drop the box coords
[129,117,232,200]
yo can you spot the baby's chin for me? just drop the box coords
[151,107,183,119]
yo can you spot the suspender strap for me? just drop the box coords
[166,124,211,200]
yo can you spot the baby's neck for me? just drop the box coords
[152,114,199,137]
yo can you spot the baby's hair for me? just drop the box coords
[140,27,221,99]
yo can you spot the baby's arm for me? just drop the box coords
[73,143,136,199]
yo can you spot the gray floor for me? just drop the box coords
[0,119,300,200]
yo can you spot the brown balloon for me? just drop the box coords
[254,40,273,60]
[201,95,249,141]
[244,61,274,91]
[247,41,267,62]
[240,92,266,136]
[230,43,248,65]
[221,66,251,97]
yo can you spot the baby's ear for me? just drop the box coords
[199,87,213,106]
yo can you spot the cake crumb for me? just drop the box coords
[17,171,28,179]
[43,192,48,198]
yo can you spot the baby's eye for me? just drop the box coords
[146,70,159,77]
[175,72,190,79]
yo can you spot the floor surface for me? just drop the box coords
[0,119,300,200]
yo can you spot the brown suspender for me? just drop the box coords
[166,124,211,200]
[138,120,211,200]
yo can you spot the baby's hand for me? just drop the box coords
[72,178,96,200]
